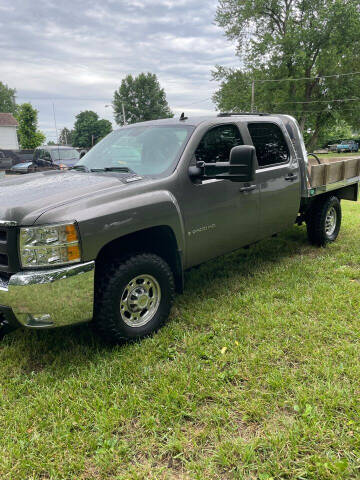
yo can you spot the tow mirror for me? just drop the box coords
[190,145,256,183]
[228,145,256,182]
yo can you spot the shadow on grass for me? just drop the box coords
[2,225,318,366]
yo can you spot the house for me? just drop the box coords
[0,113,19,149]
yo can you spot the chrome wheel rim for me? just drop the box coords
[325,206,337,236]
[120,274,161,327]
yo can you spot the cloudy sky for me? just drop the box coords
[0,0,239,141]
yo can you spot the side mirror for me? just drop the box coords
[191,145,256,183]
[228,145,256,182]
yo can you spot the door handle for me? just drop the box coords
[239,185,257,193]
[285,174,298,181]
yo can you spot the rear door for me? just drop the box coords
[246,121,301,237]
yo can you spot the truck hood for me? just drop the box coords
[0,171,128,225]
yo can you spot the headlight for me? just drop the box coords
[19,222,81,268]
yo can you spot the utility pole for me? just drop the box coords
[251,80,255,113]
[52,103,59,144]
[122,103,127,126]
[64,129,68,145]
[105,103,125,126]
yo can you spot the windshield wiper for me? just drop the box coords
[70,165,91,172]
[91,166,137,174]
[71,165,138,175]
[104,166,134,173]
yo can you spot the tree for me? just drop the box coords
[0,82,16,114]
[319,118,355,147]
[97,119,113,139]
[72,111,112,148]
[59,127,74,145]
[214,0,360,150]
[16,103,45,149]
[113,72,173,125]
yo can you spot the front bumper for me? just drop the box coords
[0,261,95,328]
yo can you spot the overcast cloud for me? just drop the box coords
[0,0,238,140]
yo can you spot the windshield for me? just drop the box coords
[77,125,194,176]
[51,149,80,161]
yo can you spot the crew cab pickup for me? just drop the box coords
[0,113,359,342]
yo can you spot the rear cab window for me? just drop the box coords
[247,122,290,168]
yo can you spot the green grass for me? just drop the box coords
[1,202,360,479]
[316,152,359,159]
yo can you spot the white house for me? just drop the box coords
[0,113,19,149]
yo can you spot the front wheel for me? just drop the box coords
[94,253,175,343]
[306,195,342,246]
[0,314,18,340]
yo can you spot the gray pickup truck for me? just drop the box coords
[0,113,359,342]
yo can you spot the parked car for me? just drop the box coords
[8,146,80,174]
[33,146,80,169]
[9,162,41,174]
[337,140,359,153]
[0,113,359,342]
[328,144,338,152]
[0,149,34,170]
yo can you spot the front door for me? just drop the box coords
[178,123,260,268]
[246,121,301,237]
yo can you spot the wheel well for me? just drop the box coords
[300,192,341,218]
[95,226,184,293]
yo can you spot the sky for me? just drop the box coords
[0,0,239,141]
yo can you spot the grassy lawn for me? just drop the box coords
[316,152,360,159]
[1,201,360,480]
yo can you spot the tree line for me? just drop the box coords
[2,0,360,151]
[213,0,360,150]
[0,72,172,149]
[53,74,173,148]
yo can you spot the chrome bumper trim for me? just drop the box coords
[0,220,17,226]
[0,261,95,328]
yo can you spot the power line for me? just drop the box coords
[253,71,360,83]
[272,107,360,114]
[250,71,360,111]
[275,97,360,105]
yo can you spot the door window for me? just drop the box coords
[43,151,52,161]
[194,124,243,165]
[248,122,290,167]
[35,149,52,166]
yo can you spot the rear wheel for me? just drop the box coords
[94,253,175,343]
[306,195,341,246]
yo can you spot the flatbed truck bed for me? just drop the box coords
[306,155,360,198]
